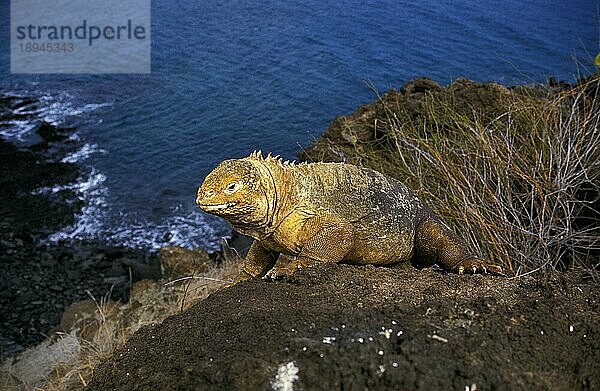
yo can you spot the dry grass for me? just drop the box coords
[12,76,600,391]
[39,254,242,390]
[345,76,600,277]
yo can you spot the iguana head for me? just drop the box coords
[196,157,273,228]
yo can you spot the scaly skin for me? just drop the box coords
[196,151,507,282]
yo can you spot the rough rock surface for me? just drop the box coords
[87,264,599,390]
[299,77,562,164]
[159,246,211,278]
[0,94,160,357]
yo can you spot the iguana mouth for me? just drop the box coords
[198,202,237,211]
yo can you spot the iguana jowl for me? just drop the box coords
[196,151,506,281]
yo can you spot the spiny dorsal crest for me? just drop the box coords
[247,150,298,167]
[248,150,263,159]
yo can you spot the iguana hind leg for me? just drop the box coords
[415,218,506,276]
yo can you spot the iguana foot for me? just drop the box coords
[233,268,255,284]
[456,258,508,276]
[263,267,294,281]
[263,256,318,281]
[415,219,511,277]
[263,263,303,281]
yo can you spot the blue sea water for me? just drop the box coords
[0,0,597,251]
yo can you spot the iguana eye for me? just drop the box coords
[224,181,241,194]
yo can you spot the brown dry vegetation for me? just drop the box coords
[2,250,242,391]
[55,261,240,390]
[5,75,599,391]
[302,75,600,278]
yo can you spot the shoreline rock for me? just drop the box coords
[86,264,599,390]
[0,93,161,358]
[1,245,239,390]
[87,74,599,390]
[2,74,599,389]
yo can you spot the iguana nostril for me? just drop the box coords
[199,189,214,198]
[196,188,213,205]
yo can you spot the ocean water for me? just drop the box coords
[0,0,597,251]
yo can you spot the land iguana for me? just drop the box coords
[196,151,507,281]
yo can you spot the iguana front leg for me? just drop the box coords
[236,240,279,282]
[265,215,353,280]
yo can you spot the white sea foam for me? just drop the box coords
[42,169,109,242]
[42,168,228,252]
[4,89,225,252]
[0,90,111,142]
[106,209,229,252]
[32,170,108,195]
[0,119,37,140]
[36,92,112,125]
[61,143,107,163]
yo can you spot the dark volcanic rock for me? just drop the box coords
[0,237,159,357]
[0,114,89,356]
[0,94,159,357]
[36,121,73,142]
[87,264,599,390]
[0,137,80,234]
